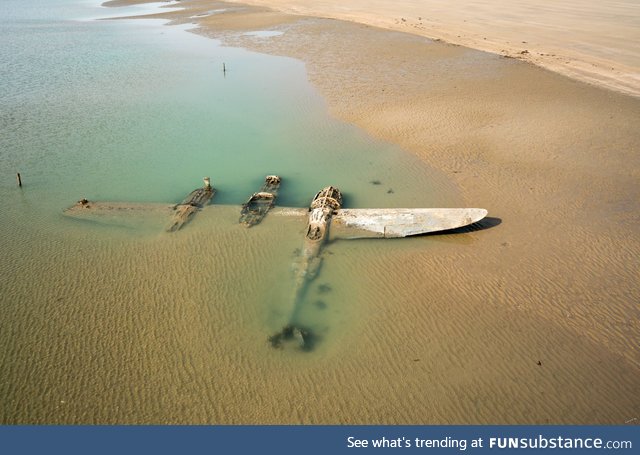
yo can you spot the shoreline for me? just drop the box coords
[221,0,640,99]
[103,0,640,98]
[100,0,640,423]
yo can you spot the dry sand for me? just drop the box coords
[98,0,640,423]
[221,0,640,98]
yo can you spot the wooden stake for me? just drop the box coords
[223,62,226,74]
[17,172,22,187]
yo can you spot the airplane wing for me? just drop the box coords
[63,199,487,238]
[62,199,307,228]
[330,208,488,239]
[270,207,309,217]
[63,201,174,218]
[63,200,176,229]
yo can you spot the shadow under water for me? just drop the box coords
[426,216,502,236]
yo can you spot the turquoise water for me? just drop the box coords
[1,0,456,217]
[0,0,460,423]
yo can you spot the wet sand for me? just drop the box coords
[220,0,640,98]
[31,0,638,423]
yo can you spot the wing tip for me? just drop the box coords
[474,208,488,223]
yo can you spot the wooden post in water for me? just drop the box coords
[16,172,22,187]
[223,62,226,75]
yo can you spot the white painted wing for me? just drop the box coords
[331,208,488,239]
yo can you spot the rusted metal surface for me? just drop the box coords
[63,178,215,232]
[165,178,215,232]
[63,199,173,225]
[239,175,281,227]
[64,199,172,213]
[269,186,344,351]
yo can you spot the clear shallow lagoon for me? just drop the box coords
[1,0,461,423]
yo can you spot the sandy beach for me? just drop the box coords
[219,0,640,98]
[85,0,640,424]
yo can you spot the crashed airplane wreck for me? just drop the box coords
[266,186,487,350]
[64,176,487,351]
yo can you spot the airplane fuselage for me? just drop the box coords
[269,186,344,350]
[296,186,343,280]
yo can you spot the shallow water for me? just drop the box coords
[1,0,464,423]
[3,1,639,426]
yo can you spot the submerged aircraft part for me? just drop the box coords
[63,178,215,232]
[269,186,344,351]
[268,186,488,352]
[166,177,215,232]
[239,175,281,227]
[62,176,489,352]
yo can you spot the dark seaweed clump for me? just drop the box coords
[268,325,317,352]
[317,283,332,294]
